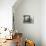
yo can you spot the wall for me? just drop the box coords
[41,0,46,46]
[13,0,41,46]
[0,0,16,30]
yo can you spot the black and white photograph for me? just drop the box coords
[23,15,34,23]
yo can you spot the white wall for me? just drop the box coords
[13,0,41,46]
[0,0,16,29]
[13,0,46,46]
[41,0,46,46]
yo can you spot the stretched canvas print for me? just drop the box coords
[0,0,46,46]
